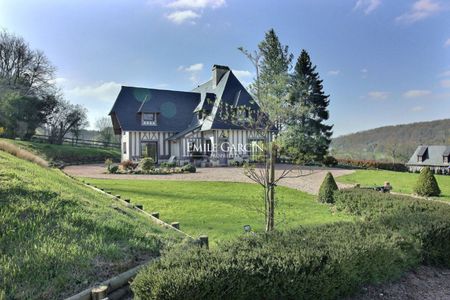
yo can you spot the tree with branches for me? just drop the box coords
[226,29,313,231]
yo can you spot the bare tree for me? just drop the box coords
[46,98,88,144]
[95,117,115,146]
[0,29,56,96]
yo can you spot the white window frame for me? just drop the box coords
[142,113,157,126]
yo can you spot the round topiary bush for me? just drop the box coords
[414,167,441,197]
[318,172,339,203]
[140,157,155,173]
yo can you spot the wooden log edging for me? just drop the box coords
[60,169,195,239]
[64,261,149,300]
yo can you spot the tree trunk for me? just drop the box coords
[265,142,276,232]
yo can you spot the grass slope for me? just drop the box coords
[87,179,353,244]
[0,138,120,164]
[337,170,450,201]
[0,151,180,299]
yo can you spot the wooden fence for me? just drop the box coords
[31,134,120,149]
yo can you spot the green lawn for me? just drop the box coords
[0,150,180,299]
[0,138,120,164]
[87,179,353,244]
[337,170,450,202]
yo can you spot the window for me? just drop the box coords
[123,142,127,154]
[444,156,449,163]
[142,113,157,126]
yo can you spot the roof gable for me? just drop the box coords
[110,86,200,132]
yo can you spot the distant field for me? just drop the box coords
[0,138,120,164]
[86,179,353,245]
[337,170,450,202]
[0,150,179,299]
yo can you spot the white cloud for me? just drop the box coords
[438,70,450,77]
[445,38,450,47]
[396,0,442,24]
[411,106,424,112]
[166,10,200,24]
[354,0,381,14]
[178,63,204,83]
[327,70,340,76]
[49,77,68,85]
[232,69,252,78]
[361,68,368,79]
[167,0,225,9]
[66,81,122,103]
[403,89,432,98]
[440,79,450,88]
[368,91,389,100]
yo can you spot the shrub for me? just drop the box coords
[322,155,338,167]
[181,163,196,173]
[109,165,119,174]
[413,167,441,197]
[317,172,338,203]
[120,159,137,171]
[336,158,407,172]
[105,158,113,172]
[160,162,176,168]
[132,189,450,300]
[140,157,155,173]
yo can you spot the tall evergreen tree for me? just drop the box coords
[284,50,333,161]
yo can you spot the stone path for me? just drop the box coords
[63,164,355,195]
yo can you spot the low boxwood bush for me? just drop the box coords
[413,167,441,197]
[181,163,196,173]
[132,189,450,300]
[317,172,338,203]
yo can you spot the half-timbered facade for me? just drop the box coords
[110,65,267,166]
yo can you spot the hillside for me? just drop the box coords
[0,150,180,299]
[0,138,120,164]
[331,119,450,163]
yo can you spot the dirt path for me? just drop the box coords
[63,164,355,195]
[349,266,450,300]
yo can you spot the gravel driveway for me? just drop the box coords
[64,164,355,195]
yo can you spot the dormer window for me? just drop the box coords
[444,156,449,164]
[417,155,422,162]
[142,113,157,126]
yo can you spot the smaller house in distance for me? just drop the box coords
[406,145,450,174]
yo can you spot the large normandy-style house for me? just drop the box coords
[406,145,450,174]
[109,65,266,166]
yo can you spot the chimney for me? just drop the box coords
[212,65,230,88]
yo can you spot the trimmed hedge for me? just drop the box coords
[132,189,450,299]
[414,167,441,197]
[317,172,338,203]
[337,158,407,172]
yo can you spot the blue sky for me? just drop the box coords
[0,0,449,136]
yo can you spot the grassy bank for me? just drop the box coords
[0,138,120,164]
[86,179,353,244]
[0,150,181,299]
[337,170,450,201]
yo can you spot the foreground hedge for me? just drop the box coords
[132,189,450,299]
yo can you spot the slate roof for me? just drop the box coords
[109,65,260,137]
[109,86,200,132]
[406,145,450,167]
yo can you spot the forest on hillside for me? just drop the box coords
[331,119,450,163]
